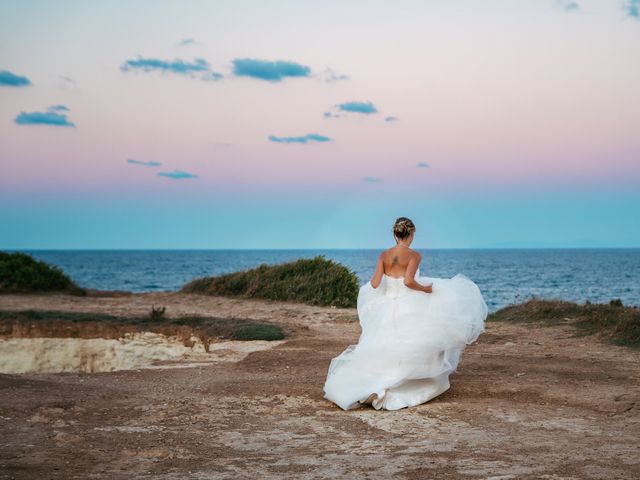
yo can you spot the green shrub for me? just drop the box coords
[0,252,84,295]
[182,255,359,308]
[232,322,285,341]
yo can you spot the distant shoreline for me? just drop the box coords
[3,249,638,312]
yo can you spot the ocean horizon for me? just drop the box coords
[11,248,640,313]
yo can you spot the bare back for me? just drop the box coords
[381,245,419,278]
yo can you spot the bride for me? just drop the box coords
[323,217,488,411]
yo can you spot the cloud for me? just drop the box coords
[127,159,161,167]
[57,76,78,90]
[321,68,348,83]
[268,133,332,144]
[14,105,75,127]
[416,162,430,168]
[232,58,311,82]
[48,105,69,112]
[623,0,640,18]
[157,170,198,179]
[336,101,378,115]
[177,38,197,47]
[0,70,31,87]
[121,56,223,81]
[557,0,580,12]
[200,71,225,81]
[325,101,379,119]
[362,176,381,183]
[384,116,398,122]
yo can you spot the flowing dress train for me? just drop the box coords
[323,269,488,410]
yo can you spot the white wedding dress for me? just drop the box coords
[323,268,488,411]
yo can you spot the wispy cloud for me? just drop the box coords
[623,0,640,18]
[362,176,381,183]
[127,159,161,167]
[177,38,197,47]
[48,105,69,112]
[384,116,398,122]
[417,162,430,168]
[57,76,77,90]
[157,170,198,179]
[14,105,75,127]
[321,68,348,83]
[0,70,31,87]
[336,101,378,115]
[232,58,311,82]
[557,0,580,12]
[268,133,332,144]
[323,111,343,119]
[121,56,223,81]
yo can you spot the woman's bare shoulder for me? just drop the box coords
[380,246,420,256]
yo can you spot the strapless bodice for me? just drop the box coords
[381,268,421,298]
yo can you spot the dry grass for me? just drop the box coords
[0,308,285,345]
[489,298,640,348]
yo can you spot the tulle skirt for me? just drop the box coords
[323,273,488,410]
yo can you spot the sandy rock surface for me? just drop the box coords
[0,292,639,479]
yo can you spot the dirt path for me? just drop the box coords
[1,293,639,479]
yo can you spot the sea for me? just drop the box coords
[21,249,640,312]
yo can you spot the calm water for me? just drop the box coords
[22,249,640,312]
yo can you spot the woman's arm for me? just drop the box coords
[404,252,432,293]
[370,252,384,288]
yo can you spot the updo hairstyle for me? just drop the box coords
[393,217,416,240]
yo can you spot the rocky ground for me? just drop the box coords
[0,292,639,479]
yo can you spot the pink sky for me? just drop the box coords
[1,0,639,248]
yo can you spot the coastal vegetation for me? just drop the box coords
[0,251,85,295]
[3,251,636,348]
[489,298,640,348]
[182,255,360,308]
